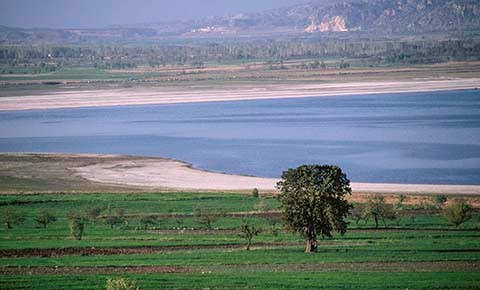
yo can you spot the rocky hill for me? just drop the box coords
[190,0,480,34]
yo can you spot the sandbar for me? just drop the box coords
[1,78,479,111]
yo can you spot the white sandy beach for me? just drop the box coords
[1,78,479,111]
[71,155,480,194]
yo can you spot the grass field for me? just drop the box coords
[0,192,479,289]
[1,60,480,89]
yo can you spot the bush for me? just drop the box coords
[106,278,139,290]
[443,201,473,227]
[252,188,259,198]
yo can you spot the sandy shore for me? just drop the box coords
[71,154,480,194]
[1,78,479,111]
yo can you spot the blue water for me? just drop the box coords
[1,90,480,185]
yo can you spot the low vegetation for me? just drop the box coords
[0,191,478,289]
[106,277,139,290]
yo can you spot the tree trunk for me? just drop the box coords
[305,227,318,253]
[305,237,318,253]
[246,239,251,251]
[374,216,379,228]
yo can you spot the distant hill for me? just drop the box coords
[191,0,480,34]
[1,0,479,44]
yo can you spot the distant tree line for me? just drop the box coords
[0,38,479,70]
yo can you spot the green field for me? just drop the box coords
[1,192,479,289]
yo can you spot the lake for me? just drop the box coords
[1,89,480,185]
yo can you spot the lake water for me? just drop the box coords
[1,89,480,185]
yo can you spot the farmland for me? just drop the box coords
[1,191,479,289]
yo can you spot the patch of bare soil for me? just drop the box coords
[2,261,478,275]
[0,242,304,258]
[0,266,190,275]
[204,261,480,273]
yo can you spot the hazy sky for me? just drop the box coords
[1,0,302,29]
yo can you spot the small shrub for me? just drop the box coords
[443,201,473,227]
[252,188,259,198]
[106,277,139,290]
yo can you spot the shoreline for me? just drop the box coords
[2,153,479,195]
[72,154,480,194]
[0,78,479,111]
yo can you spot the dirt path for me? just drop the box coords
[1,261,479,275]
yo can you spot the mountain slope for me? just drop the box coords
[191,0,480,34]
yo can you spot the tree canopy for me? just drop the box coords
[277,165,352,253]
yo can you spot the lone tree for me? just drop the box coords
[193,207,225,230]
[2,207,25,230]
[239,221,261,250]
[35,209,57,228]
[444,201,472,227]
[277,165,352,253]
[67,212,86,240]
[364,195,396,228]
